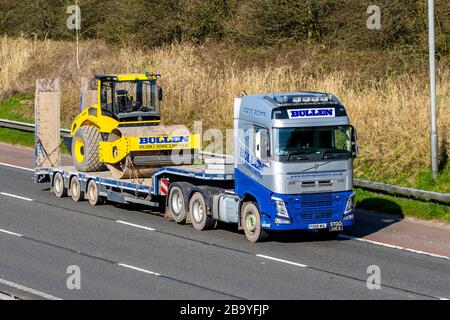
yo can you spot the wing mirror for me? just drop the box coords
[158,87,163,101]
[350,125,359,158]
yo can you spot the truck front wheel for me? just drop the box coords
[241,202,268,243]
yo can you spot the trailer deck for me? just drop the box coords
[35,163,234,199]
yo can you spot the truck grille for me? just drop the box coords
[290,193,335,221]
[300,211,333,220]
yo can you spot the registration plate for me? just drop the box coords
[308,223,327,230]
[329,221,343,232]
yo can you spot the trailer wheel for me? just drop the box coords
[53,172,67,198]
[189,192,215,231]
[167,185,188,223]
[87,180,105,206]
[70,176,84,202]
[241,202,268,243]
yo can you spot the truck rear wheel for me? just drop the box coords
[189,192,215,231]
[167,185,188,223]
[241,202,268,242]
[53,172,67,198]
[72,126,103,172]
[70,176,84,202]
[87,180,105,206]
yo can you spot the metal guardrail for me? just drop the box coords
[1,118,449,204]
[0,119,70,136]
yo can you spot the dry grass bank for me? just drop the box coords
[1,36,449,183]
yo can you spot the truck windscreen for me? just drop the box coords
[273,125,352,161]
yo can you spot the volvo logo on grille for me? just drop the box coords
[137,116,143,121]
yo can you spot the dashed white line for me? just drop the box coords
[118,263,161,276]
[0,192,33,202]
[0,278,62,300]
[338,234,450,261]
[256,254,308,268]
[0,228,23,237]
[116,220,156,231]
[0,162,33,172]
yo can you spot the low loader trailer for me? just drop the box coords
[35,89,358,242]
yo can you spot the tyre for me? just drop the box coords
[53,172,67,198]
[167,185,188,223]
[71,126,103,172]
[70,176,84,202]
[241,202,268,243]
[189,192,215,231]
[87,180,105,206]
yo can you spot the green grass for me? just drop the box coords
[0,127,69,154]
[0,94,34,123]
[356,162,450,193]
[355,188,450,222]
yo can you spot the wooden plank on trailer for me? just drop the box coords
[34,78,61,168]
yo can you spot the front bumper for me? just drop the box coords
[261,190,354,231]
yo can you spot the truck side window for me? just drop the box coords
[253,125,270,160]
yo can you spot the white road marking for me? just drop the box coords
[0,162,33,172]
[256,254,308,268]
[0,292,16,300]
[0,192,33,202]
[118,263,161,276]
[338,234,450,261]
[0,228,23,237]
[439,297,449,300]
[0,278,62,300]
[116,220,156,231]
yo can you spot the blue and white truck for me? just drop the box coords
[35,91,358,242]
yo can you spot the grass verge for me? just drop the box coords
[0,94,34,123]
[0,127,35,148]
[355,188,450,222]
[0,128,69,154]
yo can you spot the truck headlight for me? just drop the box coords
[271,196,289,218]
[344,194,354,214]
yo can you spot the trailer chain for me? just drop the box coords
[35,137,63,168]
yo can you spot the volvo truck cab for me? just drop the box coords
[233,92,357,241]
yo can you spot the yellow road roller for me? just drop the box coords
[70,73,200,178]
